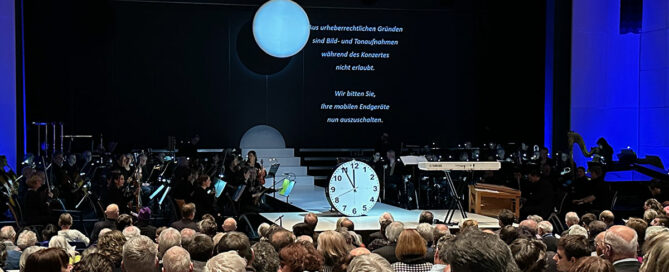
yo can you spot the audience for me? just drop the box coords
[158,227,181,259]
[91,204,119,242]
[500,225,520,245]
[215,231,253,271]
[447,230,520,271]
[58,213,90,246]
[347,253,392,272]
[270,229,296,253]
[599,210,615,228]
[602,225,641,272]
[180,227,197,249]
[72,252,113,272]
[317,230,350,272]
[554,235,590,272]
[117,213,134,231]
[538,221,558,252]
[509,238,547,272]
[569,256,615,272]
[639,231,669,272]
[223,217,238,232]
[187,234,214,271]
[372,221,404,263]
[18,245,45,272]
[163,246,193,272]
[580,213,597,230]
[419,210,434,224]
[122,235,158,272]
[172,203,200,231]
[123,226,141,240]
[251,241,280,272]
[279,241,324,272]
[136,207,157,239]
[431,235,453,272]
[498,209,516,229]
[24,248,72,272]
[563,212,580,236]
[391,229,431,272]
[205,251,247,272]
[98,230,126,269]
[2,227,22,270]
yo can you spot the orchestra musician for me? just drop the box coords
[192,175,217,220]
[383,149,408,206]
[103,172,131,214]
[24,172,53,225]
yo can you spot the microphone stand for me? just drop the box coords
[274,215,284,228]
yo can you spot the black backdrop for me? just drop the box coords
[23,0,545,150]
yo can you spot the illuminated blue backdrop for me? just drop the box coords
[571,0,669,170]
[0,0,17,170]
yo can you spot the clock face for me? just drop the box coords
[327,160,379,217]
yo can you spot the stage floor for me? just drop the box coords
[259,181,499,231]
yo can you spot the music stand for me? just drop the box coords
[266,163,280,198]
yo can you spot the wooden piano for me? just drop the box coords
[468,183,521,218]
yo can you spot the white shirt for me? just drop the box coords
[58,229,90,246]
[612,258,639,266]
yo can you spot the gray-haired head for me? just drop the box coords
[346,253,393,272]
[385,221,404,243]
[163,245,192,272]
[123,226,141,240]
[568,225,589,238]
[19,246,45,272]
[645,226,669,241]
[205,251,247,272]
[122,235,158,272]
[416,223,434,244]
[16,230,37,250]
[158,228,181,259]
[538,221,553,235]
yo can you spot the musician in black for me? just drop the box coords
[520,168,554,219]
[192,175,217,220]
[649,179,669,206]
[24,172,53,225]
[103,172,131,214]
[383,149,409,207]
[571,165,611,214]
[111,154,133,181]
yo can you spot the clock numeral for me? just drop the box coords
[363,167,366,172]
[362,205,367,211]
[334,197,339,203]
[330,187,336,193]
[341,167,348,173]
[370,174,375,180]
[342,205,347,211]
[373,186,378,192]
[370,197,375,202]
[352,208,357,214]
[353,162,359,169]
[334,175,342,181]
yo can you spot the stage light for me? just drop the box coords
[252,0,310,58]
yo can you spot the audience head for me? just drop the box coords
[568,225,589,238]
[340,218,354,231]
[446,230,519,271]
[500,225,520,245]
[419,210,434,224]
[538,221,554,236]
[215,231,253,264]
[72,252,113,272]
[257,223,272,241]
[599,210,614,226]
[181,203,196,220]
[316,230,349,268]
[270,229,295,253]
[527,215,543,223]
[415,223,433,245]
[304,212,318,228]
[98,230,126,266]
[645,226,669,241]
[292,223,314,238]
[17,230,37,250]
[644,198,663,213]
[24,248,71,272]
[554,235,589,272]
[205,251,247,272]
[122,236,158,272]
[123,226,141,240]
[48,235,75,257]
[346,253,392,272]
[104,204,120,220]
[395,229,427,262]
[279,241,324,272]
[0,226,16,243]
[509,238,547,272]
[137,207,151,222]
[385,221,404,243]
[180,228,197,248]
[350,247,371,257]
[251,241,280,272]
[602,225,638,262]
[651,215,669,227]
[460,219,479,232]
[580,213,597,229]
[223,217,237,232]
[565,212,579,227]
[498,209,516,227]
[625,217,648,248]
[432,224,450,244]
[588,220,608,238]
[117,214,133,230]
[296,235,314,244]
[19,246,45,272]
[187,234,214,262]
[569,256,614,272]
[200,219,218,237]
[58,213,74,229]
[644,209,659,225]
[42,224,58,242]
[519,219,538,236]
[594,231,607,257]
[640,231,669,272]
[435,235,455,265]
[158,228,181,259]
[163,246,193,272]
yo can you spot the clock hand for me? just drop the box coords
[343,169,355,188]
[353,168,356,188]
[337,188,355,198]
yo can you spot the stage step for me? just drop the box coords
[243,148,294,158]
[258,157,301,167]
[274,166,308,176]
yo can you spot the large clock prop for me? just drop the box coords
[326,160,379,216]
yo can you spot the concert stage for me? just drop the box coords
[259,181,500,232]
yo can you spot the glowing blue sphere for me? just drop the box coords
[252,0,310,58]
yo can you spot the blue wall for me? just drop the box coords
[571,0,669,169]
[0,0,17,170]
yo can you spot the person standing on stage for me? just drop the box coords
[520,168,554,219]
